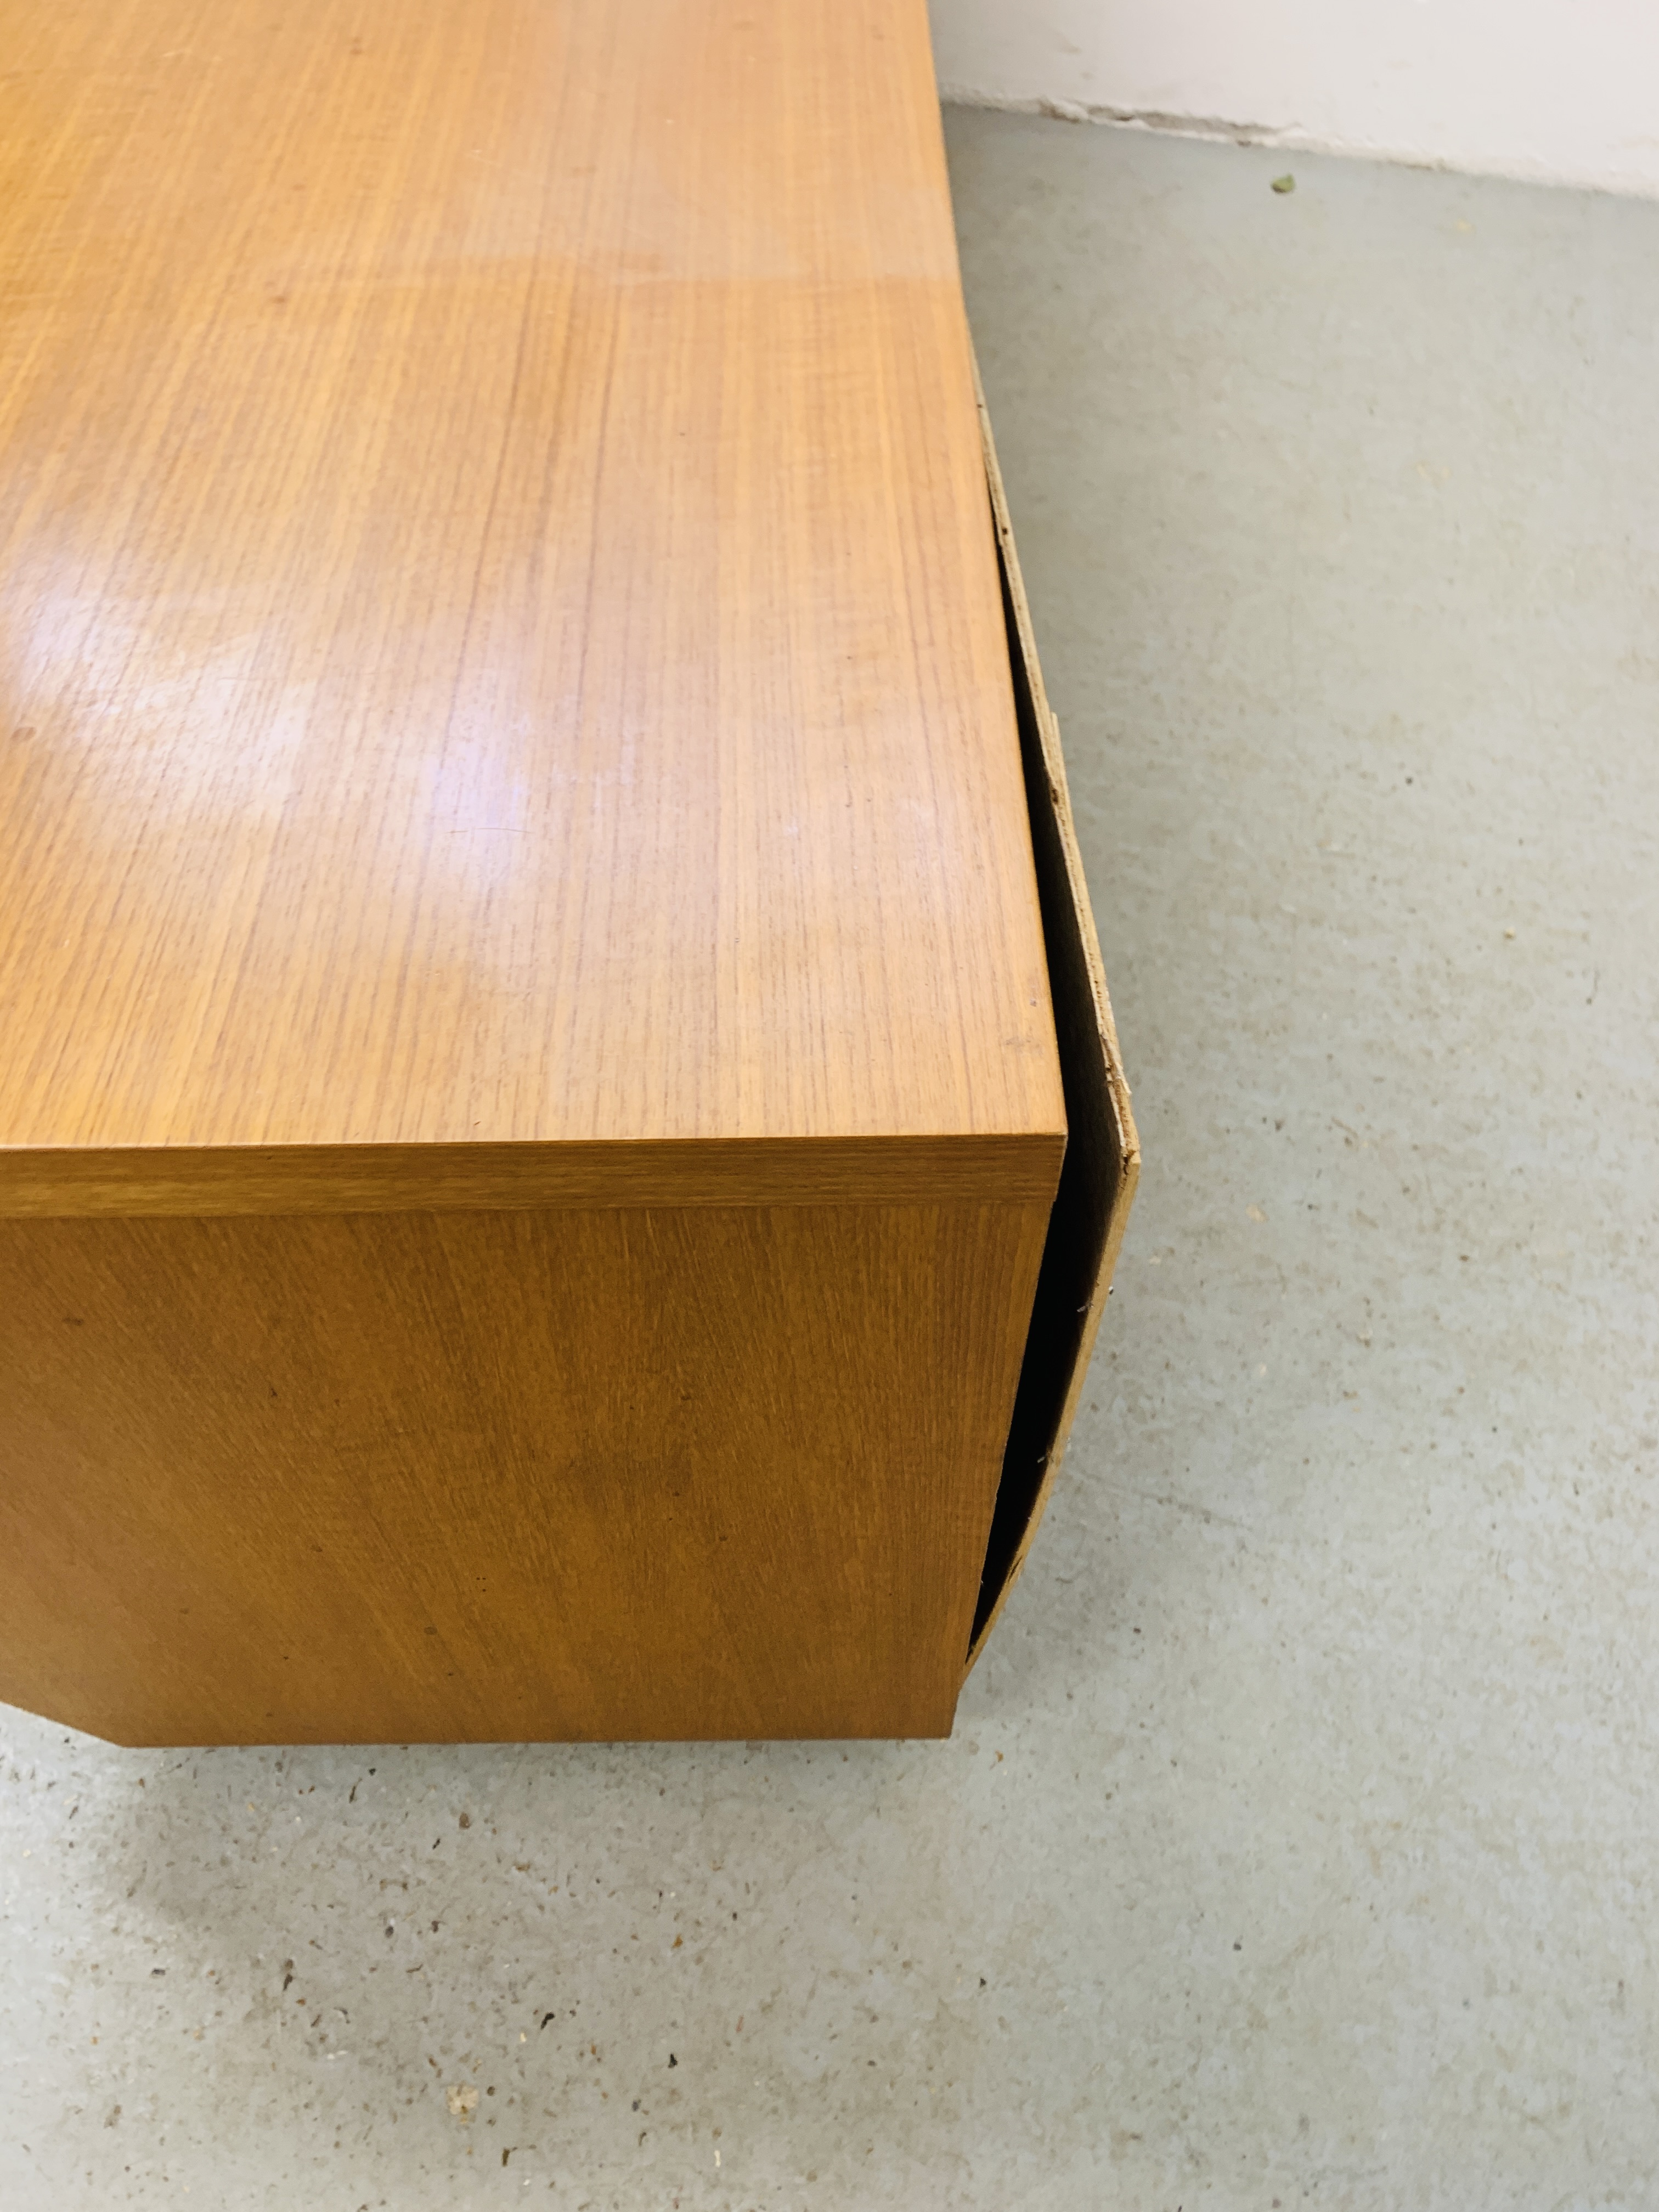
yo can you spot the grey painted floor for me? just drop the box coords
[4,110,1657,2210]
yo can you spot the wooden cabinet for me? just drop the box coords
[0,0,1135,1742]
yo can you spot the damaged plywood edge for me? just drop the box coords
[965,357,1141,1677]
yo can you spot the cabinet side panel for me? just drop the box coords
[0,1201,1047,1743]
[964,368,1141,1670]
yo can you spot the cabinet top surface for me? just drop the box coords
[0,0,1062,1169]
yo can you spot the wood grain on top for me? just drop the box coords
[0,0,1063,1199]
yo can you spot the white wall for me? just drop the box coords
[928,0,1659,196]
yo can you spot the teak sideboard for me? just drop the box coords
[0,0,1136,1743]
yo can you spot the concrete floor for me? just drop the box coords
[4,110,1658,2210]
